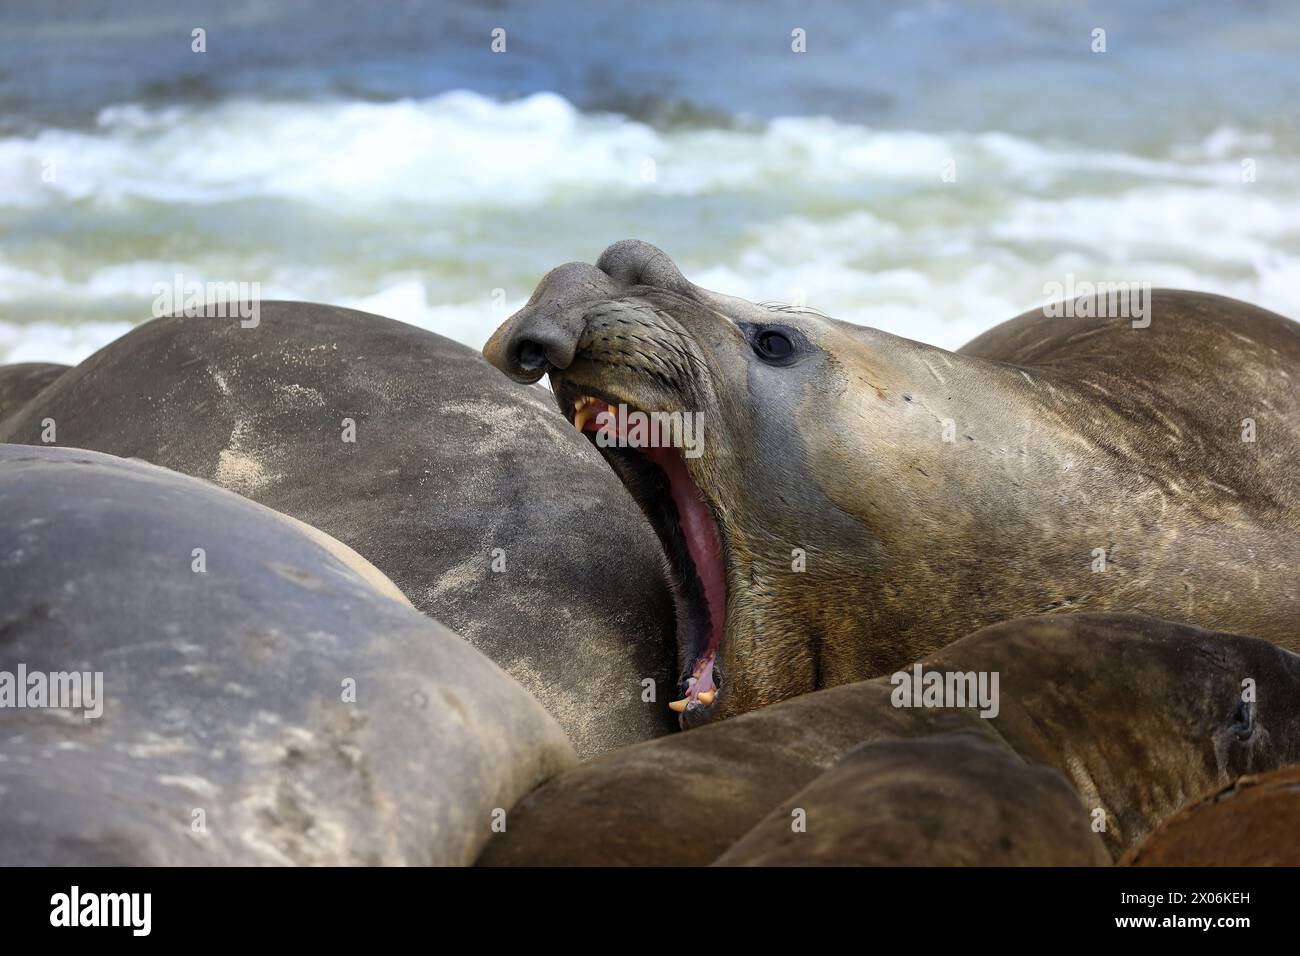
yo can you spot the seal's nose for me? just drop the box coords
[483,241,693,383]
[483,260,615,383]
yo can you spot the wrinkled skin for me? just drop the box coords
[476,614,1300,866]
[485,240,1300,724]
[1118,764,1300,868]
[1122,766,1300,866]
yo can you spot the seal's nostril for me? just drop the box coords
[517,340,548,372]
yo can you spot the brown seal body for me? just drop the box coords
[476,614,1300,866]
[1122,766,1300,866]
[713,731,1112,866]
[485,240,1300,724]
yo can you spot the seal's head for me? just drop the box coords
[485,240,934,726]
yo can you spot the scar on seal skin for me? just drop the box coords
[485,240,1300,726]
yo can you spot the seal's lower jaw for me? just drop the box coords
[561,390,727,728]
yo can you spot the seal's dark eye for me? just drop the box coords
[753,329,795,363]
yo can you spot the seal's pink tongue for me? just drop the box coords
[643,442,726,676]
[576,399,725,712]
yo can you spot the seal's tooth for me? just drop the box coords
[668,698,688,713]
[697,690,715,705]
[574,404,597,432]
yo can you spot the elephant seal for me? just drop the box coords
[485,240,1300,725]
[0,362,67,427]
[1122,766,1300,866]
[476,614,1300,866]
[0,303,676,758]
[0,444,576,865]
[713,731,1111,866]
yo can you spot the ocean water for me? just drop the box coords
[1,0,1298,364]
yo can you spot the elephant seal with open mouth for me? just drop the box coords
[484,240,1300,726]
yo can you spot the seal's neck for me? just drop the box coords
[841,326,1038,464]
[791,327,1088,660]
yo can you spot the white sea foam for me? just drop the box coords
[0,319,136,364]
[1,91,1297,365]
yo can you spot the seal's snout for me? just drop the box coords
[483,241,693,384]
[483,260,614,383]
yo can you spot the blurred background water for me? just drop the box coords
[0,0,1297,363]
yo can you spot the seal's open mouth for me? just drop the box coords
[561,390,725,725]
